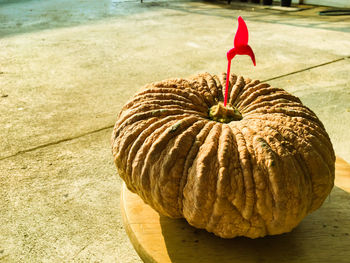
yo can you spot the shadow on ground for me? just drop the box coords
[160,187,350,262]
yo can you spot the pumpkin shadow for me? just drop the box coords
[159,187,350,263]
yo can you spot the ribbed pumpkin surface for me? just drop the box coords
[111,73,335,238]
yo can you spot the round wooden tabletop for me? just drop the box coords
[121,156,350,263]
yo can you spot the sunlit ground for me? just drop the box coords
[0,0,349,261]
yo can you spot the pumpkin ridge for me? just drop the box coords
[133,114,193,189]
[125,116,184,188]
[228,73,239,101]
[259,115,334,166]
[254,117,332,211]
[113,108,191,139]
[115,117,157,166]
[226,125,246,213]
[242,101,310,115]
[138,116,200,216]
[156,85,208,107]
[129,103,207,118]
[158,119,207,217]
[178,121,215,213]
[300,144,333,211]
[226,73,239,103]
[122,93,182,111]
[241,126,277,237]
[127,101,205,118]
[112,117,146,157]
[261,123,314,212]
[192,73,216,99]
[137,86,195,100]
[238,82,271,103]
[246,114,334,158]
[295,116,330,145]
[305,133,335,167]
[253,123,311,229]
[134,91,193,105]
[114,117,162,190]
[193,86,215,107]
[184,84,218,108]
[115,107,192,145]
[238,92,302,111]
[237,87,295,110]
[231,124,256,222]
[234,79,263,107]
[212,74,224,101]
[187,76,214,107]
[135,88,207,109]
[228,75,241,105]
[241,98,291,114]
[183,123,222,228]
[247,106,320,125]
[206,125,230,232]
[131,119,179,200]
[131,117,188,176]
[223,124,252,237]
[238,87,289,113]
[241,90,301,106]
[299,105,326,131]
[132,99,207,113]
[203,72,220,99]
[117,110,184,143]
[126,97,202,112]
[206,124,246,237]
[218,73,237,104]
[218,73,228,102]
[249,132,289,234]
[245,132,276,235]
[229,75,246,106]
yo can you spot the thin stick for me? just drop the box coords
[224,59,231,107]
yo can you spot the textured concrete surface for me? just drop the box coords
[0,0,349,262]
[0,129,140,262]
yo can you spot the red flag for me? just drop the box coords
[224,16,256,106]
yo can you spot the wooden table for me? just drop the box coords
[121,157,350,263]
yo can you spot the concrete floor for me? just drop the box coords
[0,0,349,262]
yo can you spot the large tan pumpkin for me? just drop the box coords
[111,72,335,238]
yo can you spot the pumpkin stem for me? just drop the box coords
[209,102,242,123]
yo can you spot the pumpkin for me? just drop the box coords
[111,72,335,238]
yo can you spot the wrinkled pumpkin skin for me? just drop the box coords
[111,73,335,238]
